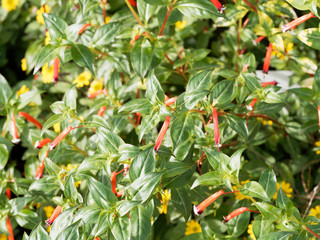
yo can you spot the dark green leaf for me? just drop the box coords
[131,205,152,240]
[176,0,225,19]
[131,38,153,78]
[186,70,213,92]
[259,168,277,200]
[226,114,248,142]
[0,74,12,105]
[97,127,125,154]
[55,219,81,240]
[88,176,117,208]
[0,144,9,170]
[71,44,94,75]
[191,171,224,189]
[210,80,235,106]
[146,71,165,105]
[171,187,192,221]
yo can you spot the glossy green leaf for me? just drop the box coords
[64,175,78,201]
[176,0,225,19]
[259,168,277,200]
[129,146,155,182]
[29,223,50,240]
[43,13,68,39]
[77,154,107,173]
[55,219,81,240]
[44,157,61,176]
[240,181,270,201]
[146,71,165,105]
[226,114,248,142]
[33,45,57,74]
[131,205,152,240]
[171,187,192,221]
[186,70,213,92]
[91,22,120,47]
[253,202,281,221]
[131,38,153,78]
[97,127,125,154]
[210,80,235,106]
[15,209,41,230]
[0,74,12,105]
[0,144,9,170]
[191,171,223,189]
[71,44,95,75]
[111,215,131,240]
[63,84,77,110]
[41,114,66,135]
[138,109,160,142]
[118,98,152,114]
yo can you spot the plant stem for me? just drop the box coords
[304,225,320,239]
[124,0,144,27]
[159,0,178,36]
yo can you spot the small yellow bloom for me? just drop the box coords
[41,63,54,84]
[315,141,320,147]
[74,181,81,188]
[272,181,293,200]
[233,180,251,200]
[0,233,7,240]
[175,20,187,30]
[271,42,294,60]
[45,31,51,45]
[53,122,60,133]
[43,206,55,218]
[247,221,256,240]
[88,78,103,94]
[21,58,27,71]
[105,16,111,24]
[185,220,201,236]
[267,120,273,126]
[47,225,51,233]
[159,189,171,214]
[316,150,320,155]
[1,0,19,12]
[36,4,51,24]
[73,71,91,88]
[309,205,320,219]
[17,85,30,98]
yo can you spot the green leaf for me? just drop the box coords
[175,90,210,113]
[210,80,235,106]
[240,181,270,201]
[33,45,57,74]
[77,154,107,173]
[191,171,224,189]
[117,201,141,217]
[15,209,41,230]
[259,168,277,200]
[55,220,81,240]
[50,207,77,240]
[137,0,158,24]
[226,114,248,142]
[87,176,117,208]
[171,187,192,221]
[9,197,37,215]
[129,146,156,182]
[71,44,95,75]
[91,211,110,237]
[243,73,261,92]
[138,109,160,142]
[41,114,66,135]
[163,162,191,178]
[131,205,152,240]
[97,127,125,154]
[260,231,293,240]
[0,74,12,105]
[227,201,250,237]
[111,215,131,240]
[176,0,225,19]
[18,90,42,110]
[228,148,245,174]
[146,71,165,105]
[118,98,152,114]
[43,13,68,39]
[85,115,111,130]
[29,176,60,193]
[29,223,50,240]
[276,188,294,212]
[0,144,9,170]
[186,70,213,92]
[253,202,281,221]
[313,66,320,93]
[252,215,273,239]
[119,144,141,162]
[286,0,312,10]
[131,38,154,78]
[204,147,230,170]
[91,23,120,47]
[44,157,61,176]
[64,175,78,201]
[63,84,77,110]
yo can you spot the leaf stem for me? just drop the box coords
[304,225,320,239]
[124,0,144,27]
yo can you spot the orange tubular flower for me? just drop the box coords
[128,0,137,7]
[6,188,11,200]
[49,126,73,150]
[11,113,20,144]
[165,96,178,106]
[242,64,248,73]
[194,190,224,215]
[261,81,277,87]
[111,171,117,195]
[135,112,141,125]
[263,43,273,74]
[18,111,42,130]
[154,116,171,152]
[97,106,107,117]
[88,89,108,98]
[78,23,91,35]
[247,98,257,111]
[223,207,260,222]
[253,36,265,45]
[46,206,62,226]
[34,138,52,149]
[282,12,315,32]
[210,0,225,12]
[6,217,14,240]
[35,159,45,180]
[53,57,60,83]
[212,108,221,151]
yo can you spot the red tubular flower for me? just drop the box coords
[282,12,315,32]
[194,190,224,215]
[88,89,108,98]
[97,106,107,117]
[165,96,178,106]
[135,112,141,125]
[247,98,257,111]
[35,159,45,180]
[128,0,137,7]
[242,64,248,73]
[46,206,62,226]
[6,188,11,200]
[78,23,91,35]
[210,0,225,12]
[34,138,52,149]
[263,43,273,74]
[49,126,73,150]
[18,111,42,130]
[318,105,320,129]
[212,108,221,151]
[253,36,265,45]
[53,57,60,83]
[154,116,171,152]
[111,171,117,195]
[223,207,249,222]
[6,217,14,240]
[11,113,20,144]
[261,81,277,87]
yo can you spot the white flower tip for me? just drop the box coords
[246,106,253,111]
[12,138,20,144]
[193,205,201,216]
[34,141,40,149]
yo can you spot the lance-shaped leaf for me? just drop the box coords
[91,22,120,47]
[97,127,125,154]
[33,45,57,74]
[191,171,224,189]
[29,223,50,240]
[210,80,235,106]
[146,71,165,105]
[43,13,67,40]
[176,0,225,19]
[0,74,12,105]
[259,168,277,199]
[130,205,152,240]
[71,44,94,75]
[171,187,192,221]
[131,38,153,78]
[186,70,213,92]
[240,181,270,201]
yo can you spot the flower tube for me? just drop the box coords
[263,43,273,74]
[223,207,249,222]
[128,0,137,7]
[282,12,315,32]
[49,126,73,150]
[53,57,60,83]
[165,96,178,106]
[253,36,265,45]
[6,217,14,240]
[78,23,91,35]
[194,190,224,215]
[11,113,20,144]
[212,108,221,151]
[35,159,45,180]
[154,116,171,152]
[18,111,42,129]
[261,81,277,87]
[247,98,257,111]
[88,89,108,98]
[210,0,225,12]
[46,206,62,226]
[34,138,52,149]
[97,106,107,117]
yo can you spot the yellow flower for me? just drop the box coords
[316,150,320,155]
[1,0,19,12]
[175,20,187,30]
[185,220,201,236]
[0,234,7,240]
[267,120,273,126]
[45,31,51,45]
[105,16,111,24]
[41,63,54,84]
[21,58,27,71]
[36,4,51,24]
[159,189,171,214]
[88,78,103,94]
[233,180,251,200]
[271,42,294,60]
[73,71,91,88]
[309,206,320,219]
[43,206,55,218]
[16,85,30,98]
[74,181,81,188]
[47,225,51,233]
[272,181,293,200]
[53,122,60,133]
[315,141,320,147]
[247,221,256,240]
